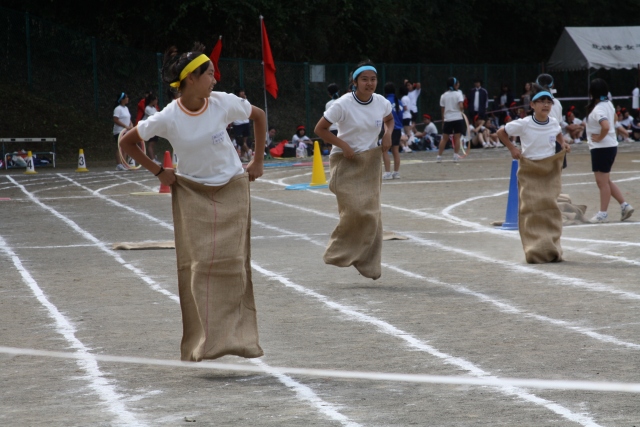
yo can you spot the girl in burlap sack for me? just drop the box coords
[496,84,571,264]
[119,42,266,361]
[314,60,395,280]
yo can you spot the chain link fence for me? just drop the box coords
[2,6,638,152]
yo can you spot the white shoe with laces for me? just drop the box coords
[590,212,609,223]
[436,155,442,163]
[382,172,393,180]
[392,171,400,179]
[453,153,460,163]
[621,203,634,221]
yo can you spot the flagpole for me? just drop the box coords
[260,15,269,135]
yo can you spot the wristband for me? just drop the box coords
[154,166,164,176]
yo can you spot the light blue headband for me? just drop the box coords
[532,91,554,101]
[599,96,609,101]
[118,92,126,103]
[449,77,457,91]
[353,66,377,81]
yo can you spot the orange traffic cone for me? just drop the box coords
[158,151,172,194]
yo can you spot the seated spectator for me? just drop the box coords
[563,109,585,143]
[469,115,499,148]
[495,83,515,124]
[629,109,640,141]
[413,114,439,150]
[619,107,633,129]
[266,126,277,150]
[292,125,312,156]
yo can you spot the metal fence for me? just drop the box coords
[2,6,638,146]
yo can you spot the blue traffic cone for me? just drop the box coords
[501,159,519,230]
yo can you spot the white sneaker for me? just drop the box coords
[403,146,413,153]
[392,171,400,179]
[453,153,460,163]
[116,164,127,171]
[590,212,609,223]
[382,172,393,180]
[621,203,634,221]
[436,155,442,163]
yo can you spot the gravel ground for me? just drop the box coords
[1,142,640,427]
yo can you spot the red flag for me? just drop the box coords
[261,18,278,99]
[210,36,222,81]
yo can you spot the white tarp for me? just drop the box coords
[547,27,640,71]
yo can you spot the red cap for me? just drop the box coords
[474,114,479,122]
[504,115,512,123]
[423,114,431,120]
[296,125,305,131]
[510,101,517,107]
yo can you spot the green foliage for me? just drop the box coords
[5,0,640,63]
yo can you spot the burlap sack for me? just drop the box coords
[323,147,383,280]
[517,150,566,263]
[172,174,263,361]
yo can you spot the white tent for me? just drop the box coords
[547,27,640,71]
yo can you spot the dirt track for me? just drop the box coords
[1,142,640,426]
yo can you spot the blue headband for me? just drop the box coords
[118,92,125,102]
[449,77,457,91]
[599,96,608,101]
[352,66,377,81]
[532,91,554,101]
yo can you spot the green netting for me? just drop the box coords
[2,6,637,144]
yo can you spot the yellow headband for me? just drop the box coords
[170,54,210,88]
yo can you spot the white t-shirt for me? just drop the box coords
[407,88,421,113]
[232,97,250,126]
[423,122,438,137]
[324,92,392,155]
[325,99,338,131]
[586,101,617,150]
[401,95,412,119]
[113,105,131,135]
[633,87,640,109]
[142,105,157,121]
[137,92,251,186]
[440,90,465,122]
[504,115,561,160]
[292,134,311,147]
[550,99,563,125]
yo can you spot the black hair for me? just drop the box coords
[145,93,157,105]
[446,77,457,90]
[474,78,482,85]
[384,82,401,113]
[268,126,276,132]
[349,59,376,90]
[296,127,306,137]
[114,92,128,108]
[586,78,610,116]
[399,85,409,97]
[236,88,246,96]
[327,83,339,99]
[162,42,211,93]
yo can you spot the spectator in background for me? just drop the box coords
[292,125,312,157]
[141,93,161,163]
[632,82,639,110]
[414,114,439,150]
[135,90,151,125]
[324,83,341,152]
[495,83,514,124]
[618,107,633,129]
[629,109,640,141]
[233,88,252,161]
[113,92,132,171]
[563,108,586,144]
[404,79,421,128]
[266,126,277,150]
[521,82,532,113]
[382,82,403,179]
[398,85,413,153]
[467,78,489,120]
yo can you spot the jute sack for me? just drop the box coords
[517,150,566,264]
[323,147,383,280]
[172,174,263,361]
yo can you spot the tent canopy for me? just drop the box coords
[547,27,640,71]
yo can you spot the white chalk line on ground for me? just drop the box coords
[253,220,640,351]
[0,234,147,427]
[1,345,639,394]
[251,194,640,301]
[5,175,361,427]
[250,263,602,427]
[16,174,604,425]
